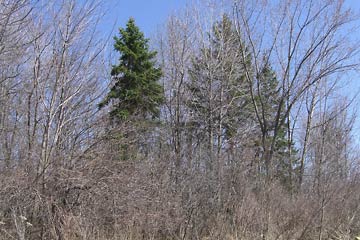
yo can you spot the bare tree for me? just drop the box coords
[0,0,33,170]
[157,10,196,176]
[233,0,359,182]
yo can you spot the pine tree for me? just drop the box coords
[255,64,299,189]
[187,15,252,169]
[99,18,164,121]
[99,18,164,161]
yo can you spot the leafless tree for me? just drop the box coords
[233,0,359,181]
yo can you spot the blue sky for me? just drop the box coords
[102,0,360,33]
[102,0,188,38]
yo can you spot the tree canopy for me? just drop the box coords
[99,18,164,121]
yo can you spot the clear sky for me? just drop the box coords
[102,0,188,38]
[102,0,360,32]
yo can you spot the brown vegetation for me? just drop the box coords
[0,0,359,239]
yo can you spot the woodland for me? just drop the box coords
[0,0,359,239]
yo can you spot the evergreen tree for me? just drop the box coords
[187,15,252,168]
[255,64,299,189]
[99,18,164,161]
[99,18,164,121]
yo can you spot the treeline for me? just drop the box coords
[0,0,360,239]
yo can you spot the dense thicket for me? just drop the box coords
[0,0,359,240]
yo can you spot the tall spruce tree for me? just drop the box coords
[187,15,252,169]
[255,63,299,189]
[99,18,164,121]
